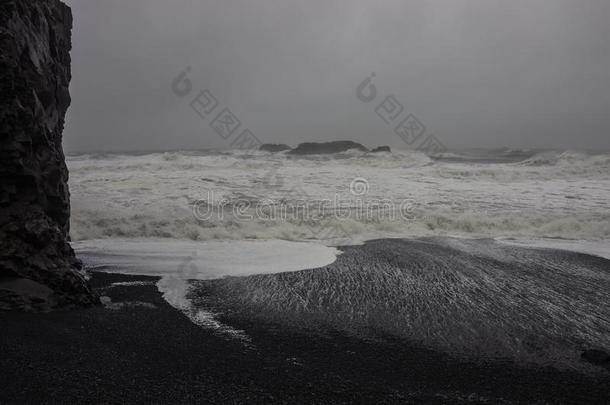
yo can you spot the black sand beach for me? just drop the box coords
[2,1,610,403]
[1,239,609,404]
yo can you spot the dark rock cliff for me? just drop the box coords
[0,0,97,311]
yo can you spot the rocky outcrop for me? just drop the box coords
[0,0,97,311]
[370,146,391,153]
[259,143,291,153]
[288,141,368,155]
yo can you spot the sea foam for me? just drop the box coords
[67,149,610,243]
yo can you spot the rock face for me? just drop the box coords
[289,141,368,155]
[371,146,391,153]
[0,0,97,311]
[259,143,291,153]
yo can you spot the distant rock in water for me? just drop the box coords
[289,141,368,155]
[0,0,97,311]
[371,146,391,153]
[259,144,291,153]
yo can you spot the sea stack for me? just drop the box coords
[0,0,97,311]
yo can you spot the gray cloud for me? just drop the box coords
[63,0,610,152]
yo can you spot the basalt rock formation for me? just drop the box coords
[0,0,97,311]
[288,141,368,155]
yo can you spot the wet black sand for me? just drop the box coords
[1,268,609,404]
[193,238,610,370]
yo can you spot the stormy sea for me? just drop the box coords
[61,147,610,402]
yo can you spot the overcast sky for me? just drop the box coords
[63,0,610,152]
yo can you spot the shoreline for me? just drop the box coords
[1,271,608,404]
[2,238,610,403]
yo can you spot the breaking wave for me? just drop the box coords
[516,150,610,168]
[67,149,610,243]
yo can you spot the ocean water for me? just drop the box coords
[69,148,610,362]
[67,148,610,246]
